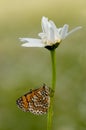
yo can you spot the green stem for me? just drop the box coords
[51,49,56,90]
[47,49,56,130]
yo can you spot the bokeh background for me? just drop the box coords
[0,0,86,130]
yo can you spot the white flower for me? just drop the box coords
[19,16,82,50]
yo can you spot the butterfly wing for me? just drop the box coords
[16,85,50,115]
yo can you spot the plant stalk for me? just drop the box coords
[47,49,56,130]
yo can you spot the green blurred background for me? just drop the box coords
[0,0,86,130]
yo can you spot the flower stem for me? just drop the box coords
[47,49,56,130]
[50,49,56,91]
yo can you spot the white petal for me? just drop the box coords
[47,22,55,43]
[49,20,57,30]
[19,38,45,47]
[66,26,82,37]
[38,33,46,39]
[49,20,58,39]
[56,28,62,38]
[60,24,69,39]
[57,28,63,35]
[41,17,48,33]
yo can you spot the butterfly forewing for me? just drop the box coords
[16,84,50,115]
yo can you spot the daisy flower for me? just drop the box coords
[20,16,82,50]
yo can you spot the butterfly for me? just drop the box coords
[16,84,50,115]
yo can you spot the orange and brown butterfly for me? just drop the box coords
[16,84,51,115]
